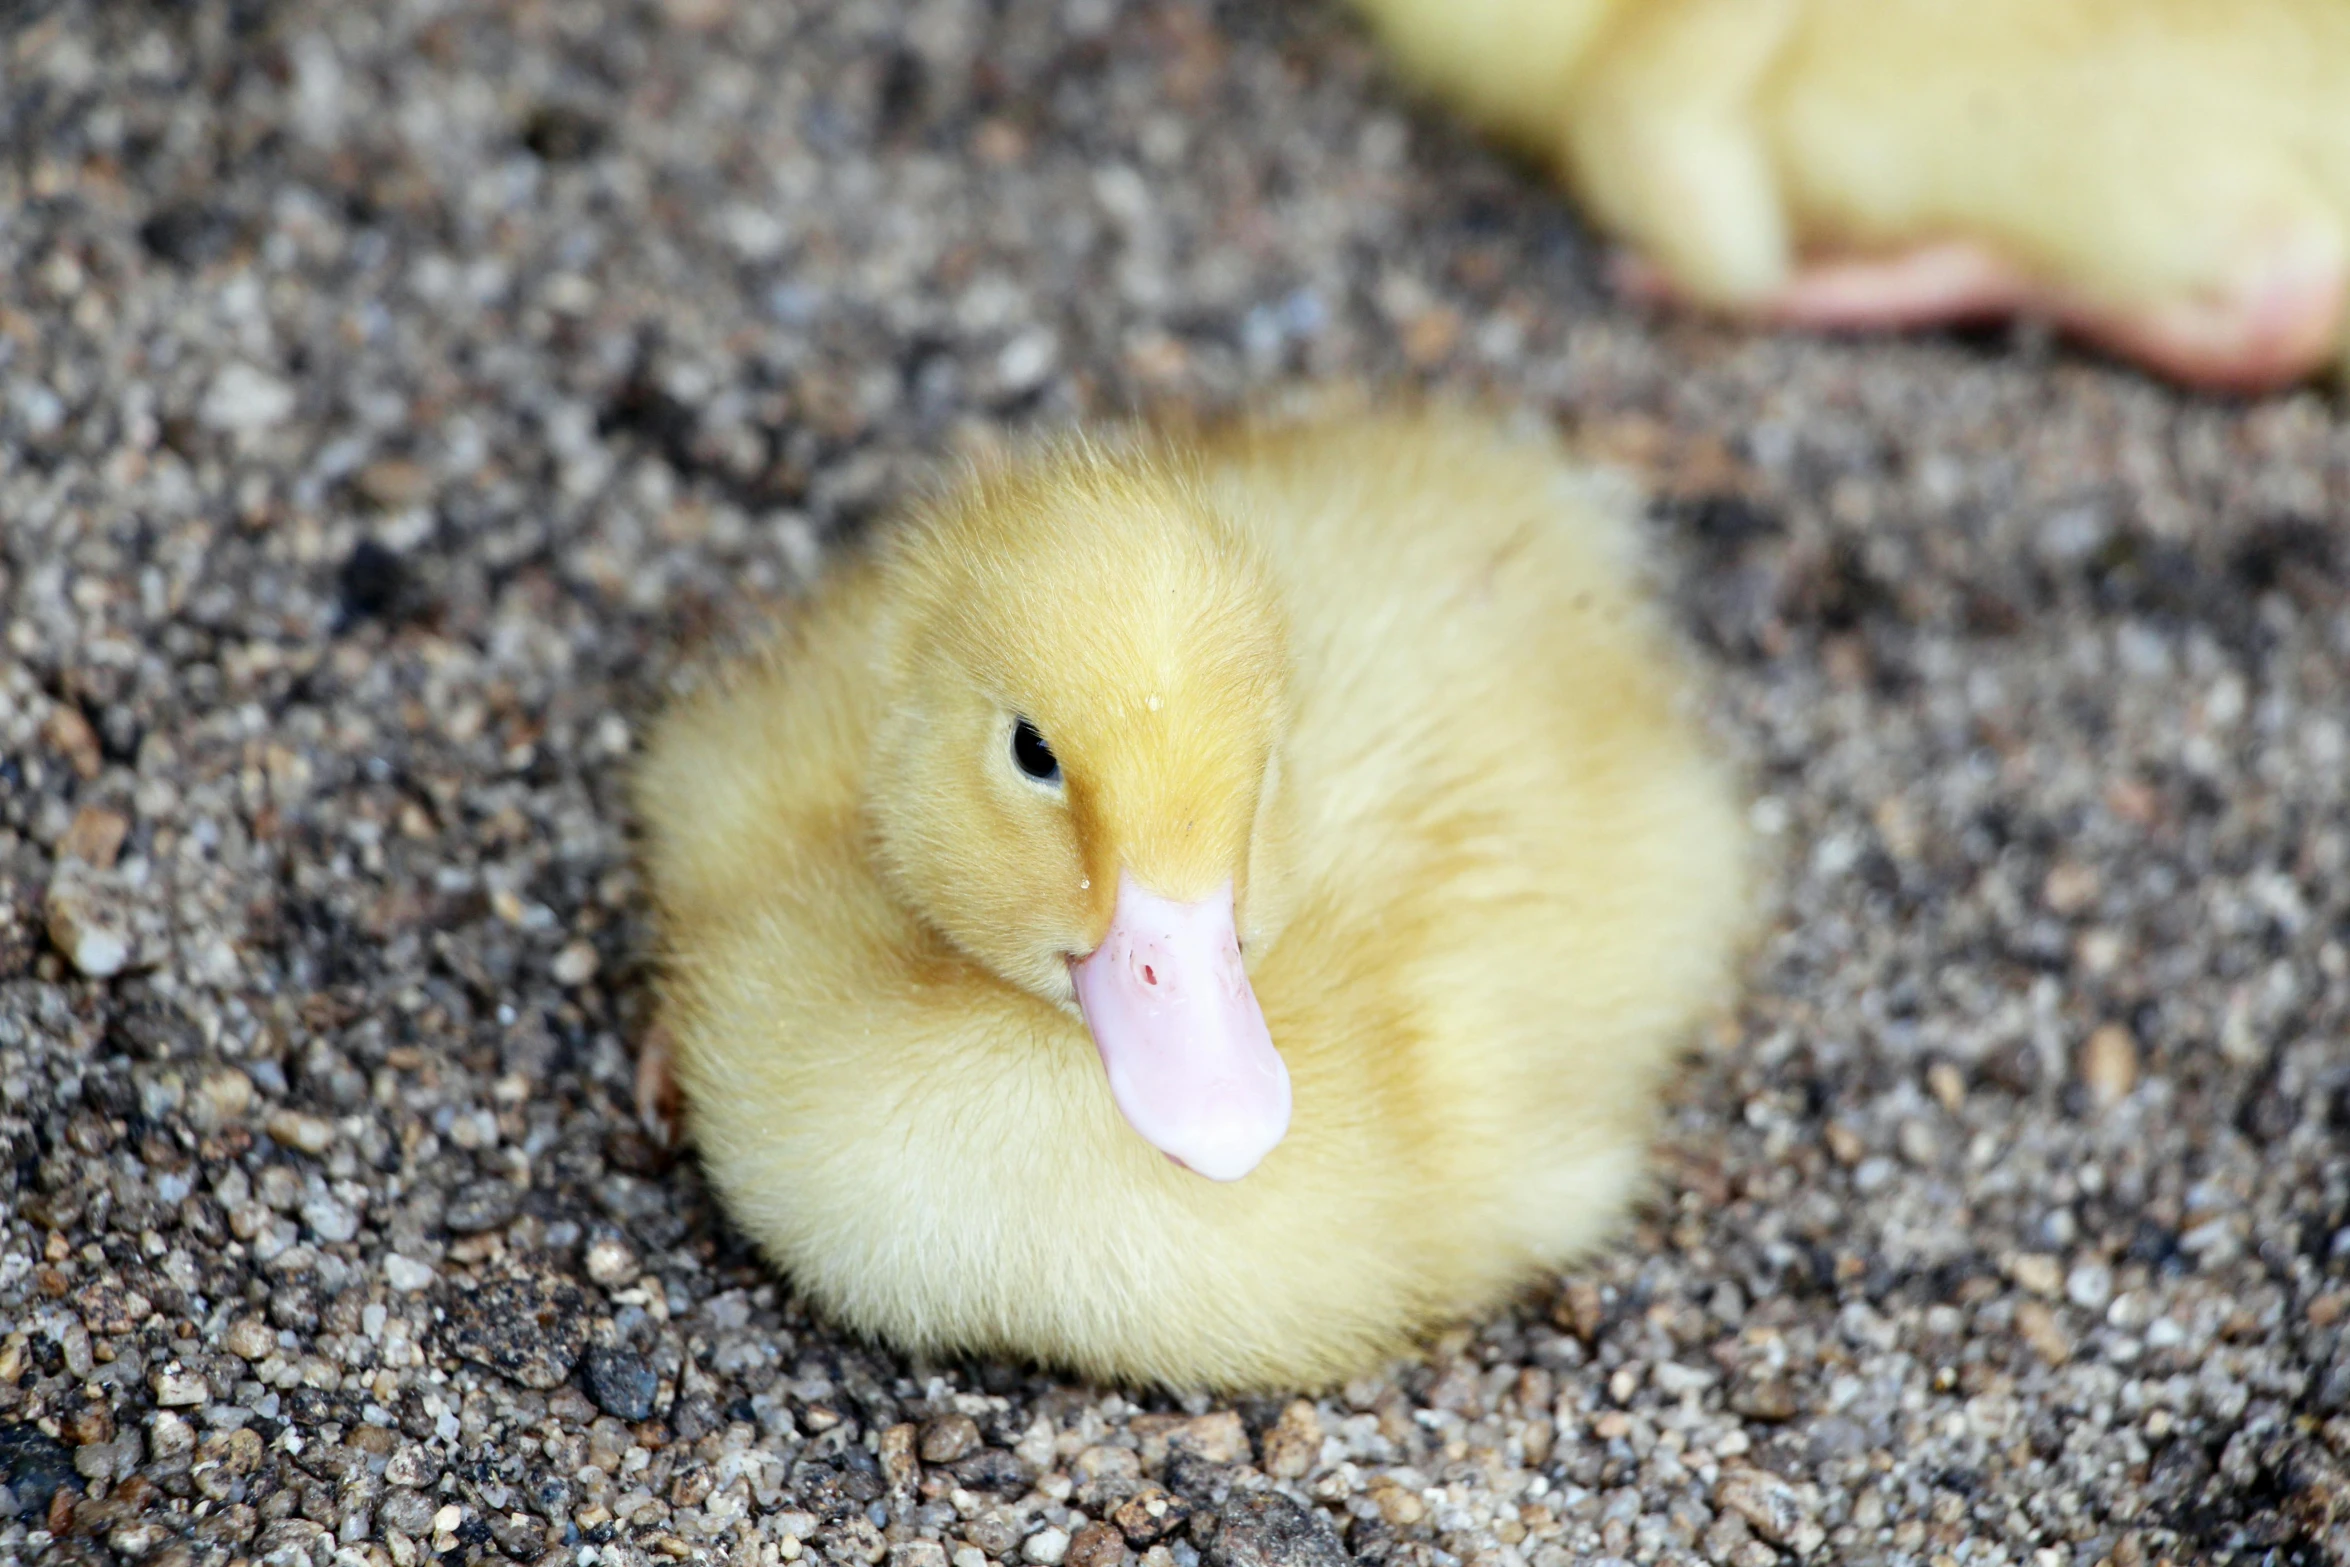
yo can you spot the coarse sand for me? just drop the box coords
[2,3,2347,1565]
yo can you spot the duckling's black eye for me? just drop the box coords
[1011,718,1061,784]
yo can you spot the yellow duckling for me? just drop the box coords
[636,407,1750,1390]
[1350,0,2350,389]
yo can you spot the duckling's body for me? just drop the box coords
[1352,0,2350,388]
[639,409,1748,1390]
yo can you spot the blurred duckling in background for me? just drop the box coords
[1351,0,2350,390]
[637,406,1751,1391]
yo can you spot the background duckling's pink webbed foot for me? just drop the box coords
[1611,244,2028,327]
[2044,244,2350,393]
[1614,239,2350,393]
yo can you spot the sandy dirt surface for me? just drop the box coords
[3,2,2348,1565]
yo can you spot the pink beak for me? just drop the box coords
[1070,872,1291,1181]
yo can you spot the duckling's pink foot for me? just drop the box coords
[1611,244,2029,328]
[2044,246,2350,394]
[636,1024,680,1148]
[1615,240,2349,393]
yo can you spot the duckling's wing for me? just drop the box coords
[1205,410,1752,1271]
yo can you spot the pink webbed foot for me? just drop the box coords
[1615,239,2349,393]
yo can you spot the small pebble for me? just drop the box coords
[1204,1492,1348,1567]
[1067,1522,1128,1567]
[1112,1488,1191,1547]
[1023,1526,1072,1565]
[552,939,600,986]
[1729,1378,1799,1423]
[445,1271,589,1388]
[2015,1301,2073,1365]
[1257,1400,1321,1479]
[45,887,130,978]
[2065,1261,2114,1312]
[1714,1469,1822,1555]
[223,1318,276,1360]
[386,1445,443,1488]
[384,1254,436,1292]
[2079,1024,2139,1107]
[147,1411,193,1459]
[920,1413,982,1464]
[1366,1481,1424,1528]
[200,362,296,432]
[996,330,1058,393]
[444,1179,522,1234]
[149,1367,208,1407]
[62,1397,115,1447]
[580,1345,659,1421]
[110,1521,171,1557]
[356,457,434,508]
[337,540,410,622]
[56,806,129,869]
[2009,1253,2063,1296]
[880,1422,920,1489]
[189,1068,255,1132]
[584,1236,639,1287]
[2041,861,2099,915]
[301,1194,360,1243]
[43,705,103,780]
[73,1282,150,1334]
[1154,1410,1247,1466]
[265,1110,335,1154]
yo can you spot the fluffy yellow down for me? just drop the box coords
[637,407,1751,1391]
[1350,0,2350,325]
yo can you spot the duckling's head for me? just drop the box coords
[868,436,1293,1181]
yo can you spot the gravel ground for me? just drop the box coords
[4,2,2350,1566]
